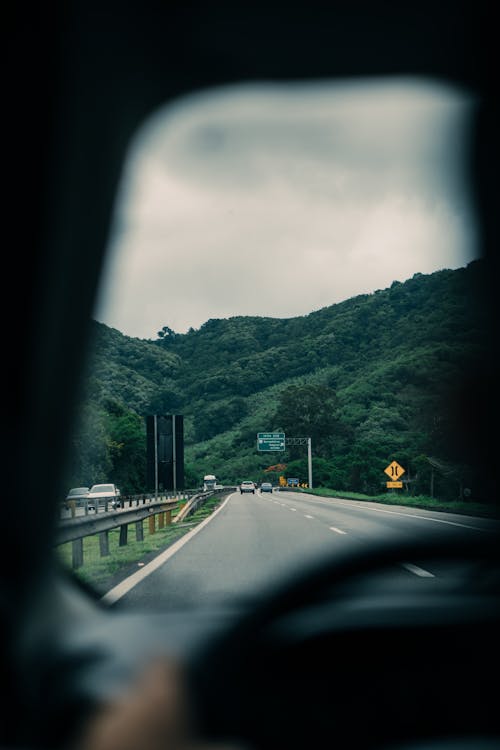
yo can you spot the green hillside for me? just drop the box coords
[67,260,490,503]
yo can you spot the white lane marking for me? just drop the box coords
[401,562,435,578]
[304,514,314,519]
[329,526,347,535]
[101,493,234,605]
[290,508,297,512]
[325,499,490,532]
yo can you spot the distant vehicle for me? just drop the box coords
[203,474,217,491]
[87,483,121,511]
[65,487,89,508]
[240,481,255,494]
[260,482,273,493]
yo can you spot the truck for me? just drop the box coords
[203,474,217,491]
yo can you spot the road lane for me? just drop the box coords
[115,491,351,609]
[271,490,498,535]
[111,489,499,610]
[265,490,500,580]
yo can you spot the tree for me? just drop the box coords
[274,385,345,456]
[105,408,146,493]
[194,397,248,442]
[66,403,112,487]
[157,325,176,339]
[146,388,183,415]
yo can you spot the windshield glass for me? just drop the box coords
[56,79,499,609]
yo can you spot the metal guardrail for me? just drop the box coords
[60,491,194,519]
[174,487,236,523]
[57,498,179,544]
[57,487,235,568]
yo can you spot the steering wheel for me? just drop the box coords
[187,532,500,750]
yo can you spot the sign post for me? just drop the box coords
[307,437,312,489]
[384,460,405,490]
[147,415,184,492]
[154,414,158,500]
[257,432,313,489]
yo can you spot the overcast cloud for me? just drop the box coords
[95,78,478,339]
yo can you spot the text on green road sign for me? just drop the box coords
[257,432,285,451]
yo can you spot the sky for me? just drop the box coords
[94,77,478,340]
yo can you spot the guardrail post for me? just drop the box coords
[99,531,110,557]
[72,538,83,568]
[58,497,181,551]
[135,520,144,542]
[119,524,128,547]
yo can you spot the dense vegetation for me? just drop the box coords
[65,260,492,504]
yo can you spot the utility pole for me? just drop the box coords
[172,414,177,493]
[154,414,158,501]
[147,414,185,494]
[308,437,312,489]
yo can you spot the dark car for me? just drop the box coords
[64,487,89,509]
[260,482,273,493]
[65,486,90,502]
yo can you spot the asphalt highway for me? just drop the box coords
[107,490,499,610]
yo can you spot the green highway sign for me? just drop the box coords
[257,432,286,451]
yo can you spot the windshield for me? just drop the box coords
[7,6,500,750]
[57,79,499,610]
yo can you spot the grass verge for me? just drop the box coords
[57,494,226,594]
[306,488,500,519]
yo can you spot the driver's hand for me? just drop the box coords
[72,658,243,750]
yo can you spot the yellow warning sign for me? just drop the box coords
[384,461,405,481]
[386,481,403,488]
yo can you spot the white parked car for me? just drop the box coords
[87,483,121,511]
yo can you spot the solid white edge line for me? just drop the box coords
[312,497,490,532]
[101,493,234,605]
[401,562,435,578]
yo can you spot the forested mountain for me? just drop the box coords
[67,260,489,501]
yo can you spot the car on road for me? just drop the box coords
[260,482,273,493]
[240,481,255,494]
[64,487,89,509]
[87,483,121,511]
